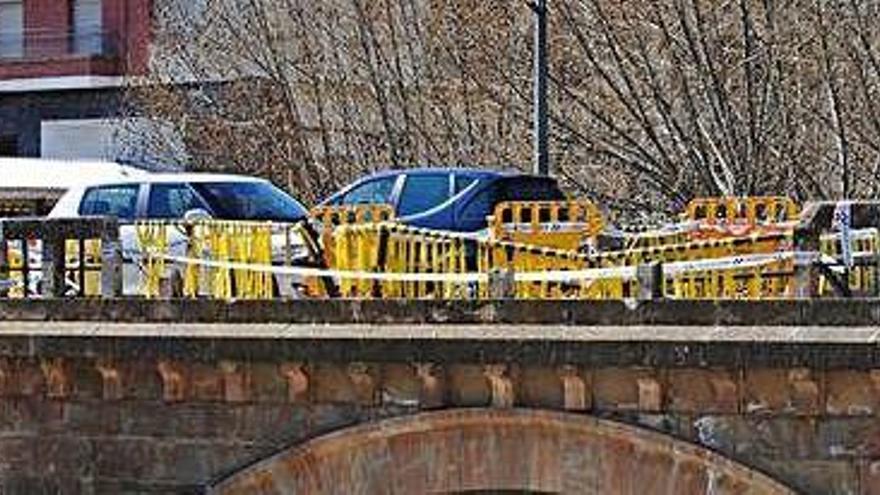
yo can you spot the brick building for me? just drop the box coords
[0,0,152,161]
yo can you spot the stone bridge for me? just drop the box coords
[1,299,879,494]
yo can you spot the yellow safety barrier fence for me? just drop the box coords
[310,204,395,265]
[685,196,799,224]
[664,255,795,299]
[683,196,799,240]
[490,199,605,251]
[307,204,395,297]
[329,222,796,300]
[135,220,277,299]
[818,228,879,296]
[333,222,471,299]
[621,226,695,251]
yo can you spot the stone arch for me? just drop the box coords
[211,408,796,495]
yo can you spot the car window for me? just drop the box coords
[342,177,397,205]
[461,189,493,222]
[455,175,477,194]
[398,174,450,217]
[495,177,564,202]
[78,184,140,220]
[147,184,208,219]
[191,181,308,222]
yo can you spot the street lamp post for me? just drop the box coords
[531,0,549,176]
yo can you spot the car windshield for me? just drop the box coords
[191,181,308,222]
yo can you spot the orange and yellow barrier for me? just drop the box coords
[490,200,604,251]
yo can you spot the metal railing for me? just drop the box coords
[0,29,118,60]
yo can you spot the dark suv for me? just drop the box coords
[320,168,565,232]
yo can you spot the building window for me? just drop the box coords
[72,0,103,55]
[0,0,23,59]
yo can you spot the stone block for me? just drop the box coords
[93,437,269,484]
[123,361,162,401]
[816,418,880,458]
[347,362,378,406]
[219,361,250,403]
[691,416,818,460]
[447,365,491,407]
[514,366,574,410]
[0,437,37,476]
[115,401,238,440]
[756,459,859,495]
[311,364,358,404]
[379,363,420,408]
[667,369,739,413]
[156,361,187,403]
[860,460,880,495]
[34,436,94,478]
[95,361,122,401]
[744,368,823,415]
[188,363,224,402]
[0,476,91,495]
[229,404,312,446]
[825,370,880,416]
[414,363,445,409]
[593,368,661,412]
[249,362,287,403]
[279,362,310,403]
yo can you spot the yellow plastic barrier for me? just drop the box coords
[64,239,102,296]
[333,223,470,299]
[135,220,276,300]
[332,223,633,300]
[310,204,395,266]
[622,227,694,251]
[685,196,799,225]
[307,204,395,297]
[135,222,169,298]
[329,221,796,301]
[665,257,795,300]
[683,197,799,240]
[490,200,605,251]
[594,231,793,269]
[818,228,879,296]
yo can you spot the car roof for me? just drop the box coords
[362,167,519,180]
[0,157,150,190]
[75,172,269,187]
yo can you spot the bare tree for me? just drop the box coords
[119,0,880,216]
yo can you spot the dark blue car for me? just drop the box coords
[320,168,565,232]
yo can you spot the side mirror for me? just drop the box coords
[183,208,212,222]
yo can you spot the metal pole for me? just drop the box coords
[532,0,549,176]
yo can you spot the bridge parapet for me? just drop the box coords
[0,300,877,493]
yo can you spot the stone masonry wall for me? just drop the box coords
[0,300,879,493]
[0,342,878,492]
